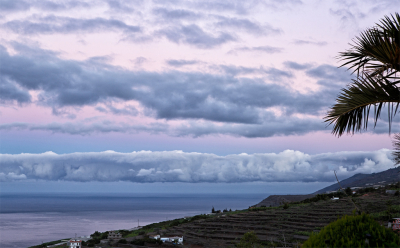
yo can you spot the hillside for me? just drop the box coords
[253,194,315,207]
[141,190,399,248]
[315,167,400,194]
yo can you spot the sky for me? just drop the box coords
[0,0,399,194]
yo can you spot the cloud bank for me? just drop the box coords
[0,149,394,183]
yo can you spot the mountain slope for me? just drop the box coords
[315,167,400,194]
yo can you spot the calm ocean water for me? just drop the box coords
[0,193,267,248]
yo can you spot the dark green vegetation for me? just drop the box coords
[130,237,163,246]
[153,189,400,247]
[28,239,67,248]
[303,213,400,247]
[81,231,108,247]
[31,184,400,247]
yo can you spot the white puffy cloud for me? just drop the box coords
[0,149,394,183]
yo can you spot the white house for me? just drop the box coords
[68,239,82,248]
[149,234,160,239]
[108,230,122,240]
[159,236,183,244]
[331,197,339,200]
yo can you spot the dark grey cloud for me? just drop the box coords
[229,46,283,54]
[0,44,350,127]
[96,104,139,116]
[153,7,201,20]
[0,0,92,13]
[159,24,236,49]
[0,149,393,183]
[34,0,91,11]
[105,0,138,13]
[216,65,293,81]
[306,64,352,84]
[3,16,141,35]
[293,39,327,46]
[214,17,281,35]
[0,0,30,13]
[0,77,31,104]
[284,61,312,70]
[0,121,168,135]
[166,59,200,67]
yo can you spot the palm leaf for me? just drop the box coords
[325,75,400,136]
[338,13,400,81]
[392,133,400,165]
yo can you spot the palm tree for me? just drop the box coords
[324,13,400,163]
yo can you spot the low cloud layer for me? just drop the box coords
[0,149,394,183]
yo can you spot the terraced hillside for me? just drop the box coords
[158,193,399,248]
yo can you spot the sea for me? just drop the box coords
[0,193,267,248]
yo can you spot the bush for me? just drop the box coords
[190,214,209,221]
[302,213,400,247]
[236,231,262,248]
[131,237,162,245]
[282,202,289,209]
[118,239,127,244]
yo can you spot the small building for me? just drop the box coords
[160,236,183,244]
[68,239,82,248]
[391,218,400,231]
[108,230,122,240]
[331,197,339,200]
[149,234,160,240]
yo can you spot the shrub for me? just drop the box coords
[395,190,399,196]
[282,202,289,209]
[236,231,262,248]
[302,213,400,248]
[118,239,127,244]
[131,237,162,245]
[345,187,352,195]
[190,214,209,222]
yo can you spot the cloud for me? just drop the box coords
[158,24,236,49]
[214,17,282,35]
[284,61,312,70]
[0,44,351,130]
[96,104,139,116]
[153,7,201,20]
[0,121,168,135]
[0,0,30,13]
[166,59,200,67]
[3,16,141,35]
[0,77,31,104]
[105,0,137,13]
[0,0,92,13]
[229,46,283,54]
[0,149,394,183]
[293,39,327,46]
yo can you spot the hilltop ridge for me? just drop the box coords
[314,167,399,194]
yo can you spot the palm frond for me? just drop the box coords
[325,75,400,136]
[392,133,400,165]
[338,13,400,81]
